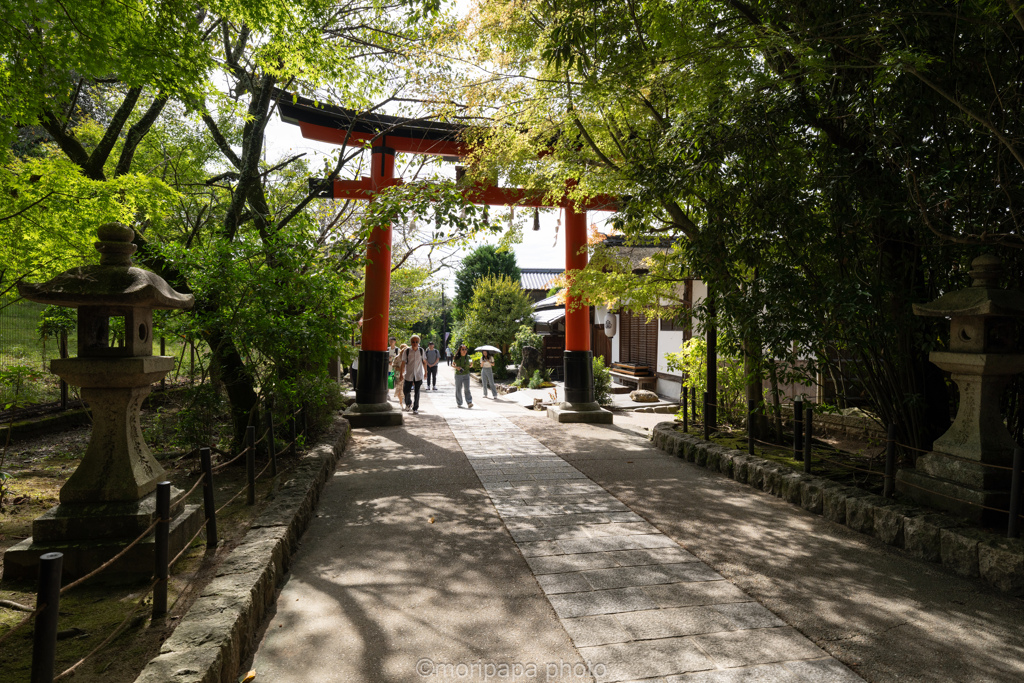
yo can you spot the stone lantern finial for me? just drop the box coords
[95,222,138,266]
[969,254,1003,289]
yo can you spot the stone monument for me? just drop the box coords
[897,254,1024,523]
[4,223,203,580]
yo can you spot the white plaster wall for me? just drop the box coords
[610,314,620,363]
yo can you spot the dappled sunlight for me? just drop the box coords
[511,418,1024,682]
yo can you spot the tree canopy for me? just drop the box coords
[453,0,1024,445]
[453,244,521,317]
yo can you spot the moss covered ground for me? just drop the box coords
[0,394,297,682]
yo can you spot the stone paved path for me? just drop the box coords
[432,382,863,683]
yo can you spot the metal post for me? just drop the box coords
[703,391,710,440]
[59,331,68,411]
[884,424,897,499]
[691,386,697,425]
[31,552,63,683]
[290,412,297,457]
[804,407,813,474]
[1009,446,1023,539]
[153,481,170,619]
[793,398,804,460]
[246,425,256,505]
[747,399,755,455]
[267,398,277,478]
[200,448,218,549]
[682,387,688,433]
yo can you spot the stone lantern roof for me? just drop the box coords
[17,222,194,311]
[913,254,1024,319]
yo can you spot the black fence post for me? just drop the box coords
[793,398,804,461]
[267,397,277,478]
[200,448,217,549]
[1008,446,1023,539]
[246,425,256,505]
[691,386,697,425]
[681,387,688,433]
[31,552,63,683]
[884,424,897,499]
[747,399,755,455]
[702,391,710,440]
[59,331,68,411]
[189,341,195,384]
[804,406,813,474]
[290,412,297,457]
[153,481,170,619]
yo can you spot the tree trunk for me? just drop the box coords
[743,339,768,439]
[204,325,259,450]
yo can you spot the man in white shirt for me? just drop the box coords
[399,335,428,414]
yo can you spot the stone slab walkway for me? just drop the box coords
[437,384,861,683]
[250,366,1024,682]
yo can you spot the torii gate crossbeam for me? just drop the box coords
[277,92,613,425]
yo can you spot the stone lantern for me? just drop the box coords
[4,223,202,579]
[897,254,1024,523]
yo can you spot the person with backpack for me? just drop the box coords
[399,335,428,414]
[424,341,441,391]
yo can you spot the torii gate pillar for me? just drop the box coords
[548,205,612,424]
[344,146,403,427]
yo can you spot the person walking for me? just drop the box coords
[391,343,406,402]
[400,335,428,414]
[453,344,474,408]
[479,350,499,399]
[446,346,454,366]
[424,341,441,390]
[387,336,399,394]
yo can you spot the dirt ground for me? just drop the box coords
[0,396,296,682]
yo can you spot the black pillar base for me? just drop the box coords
[563,350,595,405]
[355,350,389,405]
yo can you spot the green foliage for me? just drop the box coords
[666,338,745,425]
[453,245,520,318]
[593,354,612,405]
[0,364,49,411]
[510,324,541,366]
[460,274,534,360]
[174,383,226,449]
[36,306,75,341]
[528,369,545,390]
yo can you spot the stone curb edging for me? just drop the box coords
[132,416,351,683]
[649,423,1024,596]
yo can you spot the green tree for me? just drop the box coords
[453,245,520,318]
[460,274,534,361]
[461,0,1024,447]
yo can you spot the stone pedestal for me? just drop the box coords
[51,356,174,502]
[897,352,1024,525]
[548,401,614,424]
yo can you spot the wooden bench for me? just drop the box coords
[609,370,657,391]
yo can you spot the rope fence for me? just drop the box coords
[0,400,311,682]
[674,383,1024,542]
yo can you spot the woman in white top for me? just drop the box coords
[479,350,499,399]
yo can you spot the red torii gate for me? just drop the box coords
[277,92,614,425]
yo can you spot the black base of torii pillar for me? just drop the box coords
[548,206,612,424]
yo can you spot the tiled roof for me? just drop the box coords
[533,308,565,324]
[521,268,563,291]
[533,294,561,310]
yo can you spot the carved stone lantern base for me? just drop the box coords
[896,352,1024,525]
